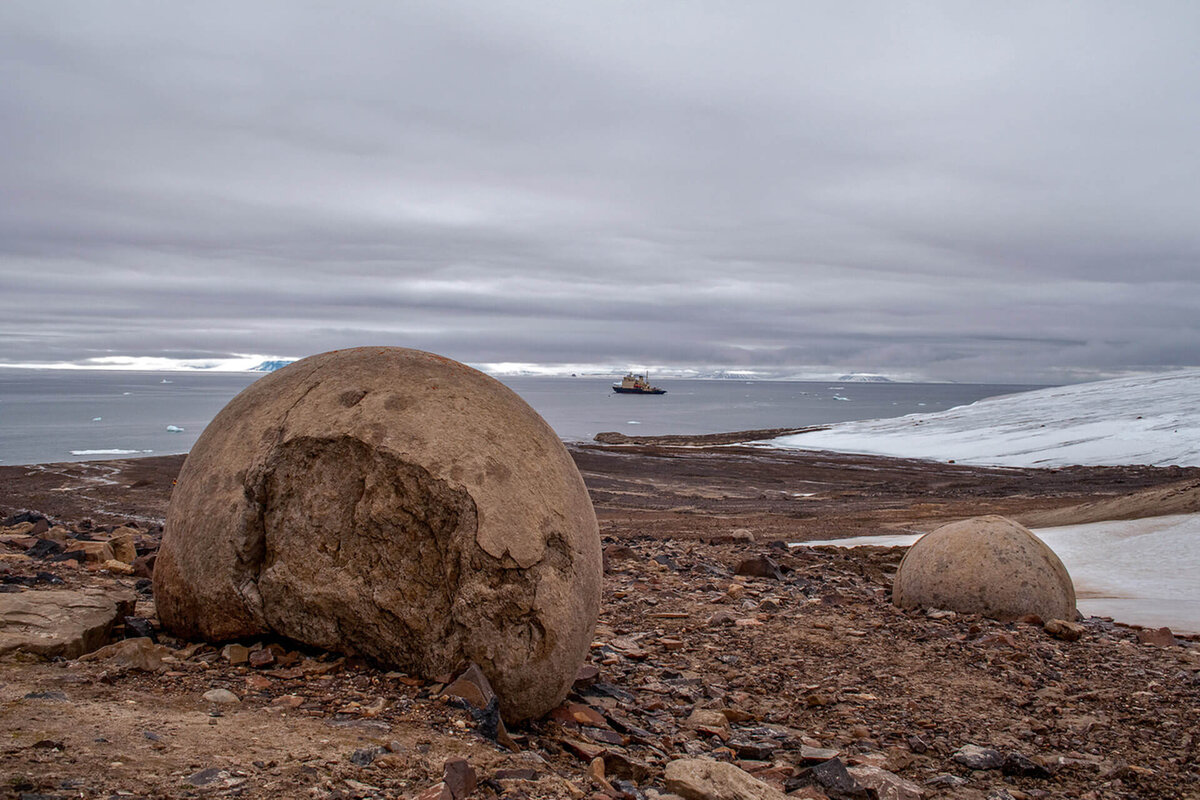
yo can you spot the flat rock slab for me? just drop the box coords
[0,589,134,659]
[664,758,788,800]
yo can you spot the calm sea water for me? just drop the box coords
[0,369,1039,466]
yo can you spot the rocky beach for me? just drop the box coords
[2,439,1199,799]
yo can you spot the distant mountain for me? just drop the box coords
[249,359,295,373]
[837,374,894,383]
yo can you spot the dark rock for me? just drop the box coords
[134,578,153,594]
[186,767,228,787]
[123,616,157,641]
[730,740,776,760]
[349,747,382,766]
[1002,751,1052,778]
[49,550,85,565]
[494,768,539,781]
[808,758,866,796]
[953,744,1004,770]
[23,691,68,701]
[735,555,783,580]
[25,539,63,559]
[652,554,680,570]
[3,512,46,527]
[587,681,636,703]
[907,735,929,754]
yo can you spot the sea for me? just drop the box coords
[0,368,1040,466]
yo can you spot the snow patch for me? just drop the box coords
[767,370,1200,467]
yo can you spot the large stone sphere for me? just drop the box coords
[893,515,1076,622]
[154,347,602,721]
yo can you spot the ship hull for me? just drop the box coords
[612,387,667,395]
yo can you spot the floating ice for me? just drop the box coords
[166,425,185,433]
[70,449,154,455]
[92,417,102,421]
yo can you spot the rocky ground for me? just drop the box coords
[1,440,1199,799]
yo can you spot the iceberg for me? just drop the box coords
[166,425,185,433]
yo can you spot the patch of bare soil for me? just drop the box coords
[1,444,1198,799]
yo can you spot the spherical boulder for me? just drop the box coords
[893,515,1075,622]
[154,347,602,721]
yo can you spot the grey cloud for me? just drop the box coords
[2,2,1199,383]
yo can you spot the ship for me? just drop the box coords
[612,372,667,395]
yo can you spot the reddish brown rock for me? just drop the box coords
[1136,626,1177,647]
[154,348,602,722]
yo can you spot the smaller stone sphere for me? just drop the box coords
[893,515,1076,622]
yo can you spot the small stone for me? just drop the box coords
[1043,619,1085,641]
[735,555,783,580]
[846,765,923,800]
[1136,626,1177,647]
[202,688,240,704]
[925,774,969,788]
[1002,751,1052,778]
[444,662,496,709]
[64,540,114,564]
[186,767,229,787]
[106,530,138,563]
[952,744,1004,770]
[248,648,276,668]
[443,757,476,800]
[349,747,381,766]
[603,751,653,783]
[222,644,250,665]
[808,758,865,796]
[78,637,171,672]
[799,746,840,763]
[415,782,453,800]
[122,616,156,641]
[730,740,776,761]
[708,610,736,627]
[664,758,789,800]
[99,559,135,575]
[587,756,615,793]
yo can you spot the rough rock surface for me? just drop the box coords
[664,758,789,800]
[0,589,133,659]
[892,515,1076,622]
[154,347,602,721]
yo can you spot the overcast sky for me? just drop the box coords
[2,2,1199,382]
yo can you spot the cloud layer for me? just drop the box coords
[3,2,1199,381]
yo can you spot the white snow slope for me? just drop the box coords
[768,370,1200,467]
